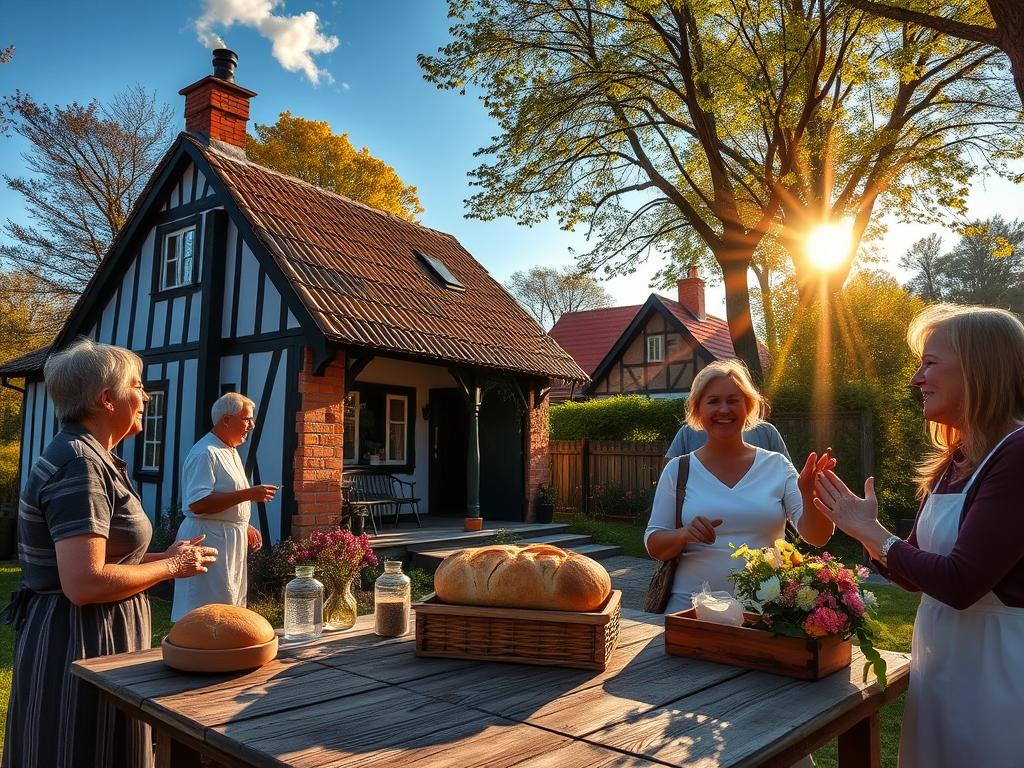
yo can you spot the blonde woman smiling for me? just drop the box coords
[814,304,1024,767]
[645,360,834,613]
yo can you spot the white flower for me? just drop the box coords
[862,590,878,609]
[795,586,819,611]
[755,575,781,603]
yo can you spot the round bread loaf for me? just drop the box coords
[166,604,275,649]
[434,544,612,612]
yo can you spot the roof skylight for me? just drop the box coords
[415,250,465,292]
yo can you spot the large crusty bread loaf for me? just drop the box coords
[434,544,612,612]
[166,604,275,649]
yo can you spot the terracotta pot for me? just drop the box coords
[463,517,484,532]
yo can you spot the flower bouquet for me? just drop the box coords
[728,539,886,688]
[289,528,378,630]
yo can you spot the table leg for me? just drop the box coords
[837,711,881,768]
[155,728,204,768]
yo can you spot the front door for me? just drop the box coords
[428,388,467,516]
[479,387,525,521]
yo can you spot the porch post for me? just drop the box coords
[466,376,482,520]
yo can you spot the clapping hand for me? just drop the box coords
[684,516,723,545]
[798,448,836,497]
[813,470,879,537]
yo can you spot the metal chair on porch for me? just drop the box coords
[344,469,422,530]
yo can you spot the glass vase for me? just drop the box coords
[374,560,411,637]
[284,565,323,642]
[323,573,358,631]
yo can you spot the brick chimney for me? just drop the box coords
[677,267,706,320]
[179,49,257,149]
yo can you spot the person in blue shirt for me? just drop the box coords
[664,420,791,466]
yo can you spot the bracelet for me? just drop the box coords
[879,535,901,559]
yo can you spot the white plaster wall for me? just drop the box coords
[354,357,458,515]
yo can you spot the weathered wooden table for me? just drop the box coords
[71,609,909,768]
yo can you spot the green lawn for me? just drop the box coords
[563,516,919,768]
[0,555,918,764]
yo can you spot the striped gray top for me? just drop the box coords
[18,423,152,592]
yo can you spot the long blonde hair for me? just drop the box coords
[685,359,768,431]
[909,304,1024,497]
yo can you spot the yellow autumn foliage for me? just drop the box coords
[246,112,424,222]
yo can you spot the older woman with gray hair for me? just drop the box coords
[1,339,217,768]
[171,391,278,621]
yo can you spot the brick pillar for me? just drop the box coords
[525,389,551,522]
[292,348,346,539]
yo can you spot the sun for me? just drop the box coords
[805,221,854,271]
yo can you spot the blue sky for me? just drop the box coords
[2,0,1021,316]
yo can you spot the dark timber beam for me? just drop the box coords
[450,368,483,520]
[344,352,375,390]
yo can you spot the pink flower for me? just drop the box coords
[842,590,865,617]
[807,606,847,635]
[856,565,871,580]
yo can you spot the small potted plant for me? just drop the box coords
[534,484,556,524]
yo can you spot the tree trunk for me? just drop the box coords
[751,265,779,355]
[718,257,764,383]
[990,0,1024,106]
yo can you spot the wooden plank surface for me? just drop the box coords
[582,650,910,768]
[72,614,910,768]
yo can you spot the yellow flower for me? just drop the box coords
[795,586,819,611]
[731,544,752,560]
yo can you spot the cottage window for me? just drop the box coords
[646,334,664,363]
[141,390,165,471]
[385,395,407,463]
[350,384,415,469]
[161,226,196,290]
[343,391,361,463]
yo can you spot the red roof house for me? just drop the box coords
[548,269,769,400]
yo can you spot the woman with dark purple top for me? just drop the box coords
[814,304,1024,768]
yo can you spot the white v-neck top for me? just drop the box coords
[644,448,804,608]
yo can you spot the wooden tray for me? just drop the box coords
[664,609,852,680]
[413,590,622,671]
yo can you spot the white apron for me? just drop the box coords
[899,426,1024,768]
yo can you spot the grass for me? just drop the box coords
[0,553,917,765]
[561,515,919,768]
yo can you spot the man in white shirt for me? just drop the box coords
[171,393,279,621]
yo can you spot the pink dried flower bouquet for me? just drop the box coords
[288,527,379,588]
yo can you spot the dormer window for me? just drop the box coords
[161,225,197,290]
[416,250,465,292]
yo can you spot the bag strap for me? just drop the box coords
[674,454,690,529]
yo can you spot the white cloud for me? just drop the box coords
[195,0,339,85]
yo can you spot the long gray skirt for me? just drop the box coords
[2,591,153,768]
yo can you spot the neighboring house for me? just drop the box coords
[548,269,769,401]
[0,50,586,542]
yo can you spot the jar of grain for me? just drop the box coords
[373,560,411,637]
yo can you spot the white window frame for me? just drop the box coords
[646,334,664,363]
[160,225,197,291]
[343,391,360,463]
[141,390,165,471]
[384,394,408,464]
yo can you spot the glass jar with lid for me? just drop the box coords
[374,560,411,637]
[284,565,323,642]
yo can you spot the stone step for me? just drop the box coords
[568,543,623,560]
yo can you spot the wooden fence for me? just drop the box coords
[550,410,873,520]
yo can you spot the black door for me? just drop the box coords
[428,388,467,517]
[479,387,525,521]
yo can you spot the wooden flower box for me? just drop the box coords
[664,609,852,680]
[413,590,622,671]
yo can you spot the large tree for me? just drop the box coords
[1,86,174,300]
[246,112,423,221]
[902,216,1024,310]
[421,0,1021,379]
[843,1,1024,104]
[505,264,614,329]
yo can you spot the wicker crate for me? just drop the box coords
[665,608,852,680]
[413,590,622,671]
